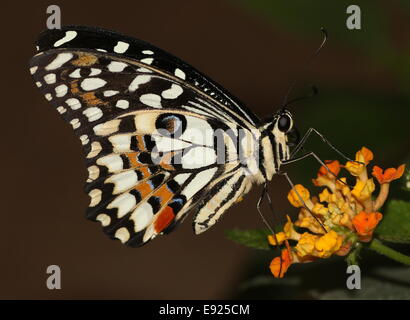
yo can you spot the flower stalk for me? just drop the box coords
[368,239,410,266]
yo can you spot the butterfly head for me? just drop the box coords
[262,109,300,163]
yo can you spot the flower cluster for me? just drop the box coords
[268,147,405,278]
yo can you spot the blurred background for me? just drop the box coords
[1,0,409,299]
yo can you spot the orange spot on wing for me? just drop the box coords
[136,136,146,151]
[81,92,106,106]
[134,182,152,198]
[70,80,80,94]
[125,152,142,168]
[71,53,98,66]
[155,184,174,202]
[154,206,175,233]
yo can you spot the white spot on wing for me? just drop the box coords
[141,58,153,65]
[109,134,131,152]
[80,134,89,145]
[66,98,81,110]
[45,53,73,70]
[129,75,151,92]
[89,189,102,207]
[142,50,154,55]
[87,141,102,158]
[70,118,81,129]
[45,93,52,101]
[83,107,103,122]
[107,61,128,72]
[103,90,119,97]
[96,214,111,226]
[108,193,136,218]
[161,84,183,99]
[89,68,102,76]
[115,227,130,243]
[130,202,154,232]
[69,68,81,78]
[30,66,38,75]
[182,167,217,199]
[139,93,162,108]
[44,73,56,84]
[54,31,77,47]
[81,78,107,91]
[106,170,139,194]
[116,100,129,109]
[174,68,186,80]
[56,106,66,114]
[97,154,124,172]
[114,41,129,53]
[55,84,68,97]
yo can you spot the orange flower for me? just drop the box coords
[317,160,341,177]
[372,164,405,184]
[270,249,292,278]
[352,211,383,239]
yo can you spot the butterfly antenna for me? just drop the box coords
[281,27,328,110]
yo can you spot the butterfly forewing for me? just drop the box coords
[29,26,260,246]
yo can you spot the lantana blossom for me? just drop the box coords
[268,147,405,278]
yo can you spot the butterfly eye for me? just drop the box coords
[278,114,292,132]
[155,113,187,138]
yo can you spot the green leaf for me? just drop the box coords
[375,200,410,243]
[225,229,272,250]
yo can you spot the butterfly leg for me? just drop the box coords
[277,170,328,233]
[290,127,357,163]
[257,183,283,275]
[282,150,355,188]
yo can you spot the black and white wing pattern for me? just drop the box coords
[29,26,261,246]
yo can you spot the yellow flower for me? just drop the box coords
[295,233,318,257]
[287,184,310,208]
[351,179,375,202]
[345,147,373,177]
[268,216,301,245]
[312,203,328,216]
[314,230,343,258]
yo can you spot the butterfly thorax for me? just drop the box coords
[257,110,295,182]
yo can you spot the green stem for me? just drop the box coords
[369,239,410,265]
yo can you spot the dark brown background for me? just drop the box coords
[2,0,409,299]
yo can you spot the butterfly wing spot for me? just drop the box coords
[71,53,98,67]
[116,100,129,109]
[82,107,103,122]
[80,78,107,91]
[55,84,68,97]
[107,61,128,72]
[89,189,102,207]
[174,68,186,80]
[139,93,162,108]
[44,73,56,84]
[161,84,183,99]
[45,52,73,70]
[87,165,100,182]
[96,213,111,227]
[54,30,78,47]
[115,227,130,243]
[80,134,89,145]
[114,41,130,54]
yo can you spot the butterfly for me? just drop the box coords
[29,26,310,247]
